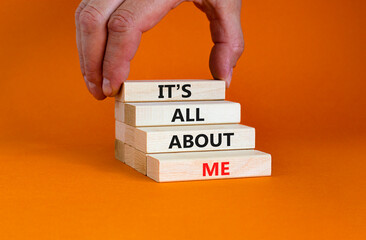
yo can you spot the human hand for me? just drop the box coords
[75,0,244,100]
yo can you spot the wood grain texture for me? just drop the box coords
[114,139,125,163]
[114,101,125,123]
[147,150,271,182]
[133,148,147,175]
[114,139,147,175]
[115,101,241,127]
[115,121,255,153]
[115,80,225,102]
[124,143,135,168]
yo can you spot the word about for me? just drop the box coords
[169,133,234,149]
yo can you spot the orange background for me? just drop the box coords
[1,0,365,239]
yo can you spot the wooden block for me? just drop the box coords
[116,121,255,153]
[115,101,124,122]
[147,150,271,182]
[115,101,241,127]
[115,121,136,147]
[133,148,147,175]
[126,144,147,175]
[115,139,147,175]
[114,139,125,163]
[124,143,135,168]
[115,80,225,102]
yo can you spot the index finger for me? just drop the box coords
[102,0,181,96]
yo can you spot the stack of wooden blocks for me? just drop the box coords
[114,80,271,182]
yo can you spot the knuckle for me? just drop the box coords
[75,2,87,22]
[79,5,104,32]
[108,9,136,33]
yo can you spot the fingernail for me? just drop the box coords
[88,81,98,96]
[226,68,233,88]
[102,78,113,96]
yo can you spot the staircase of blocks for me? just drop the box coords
[114,80,272,182]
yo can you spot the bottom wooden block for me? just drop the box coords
[115,139,125,163]
[147,150,271,182]
[116,140,271,182]
[115,139,147,175]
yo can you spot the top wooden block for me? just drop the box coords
[115,80,225,102]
